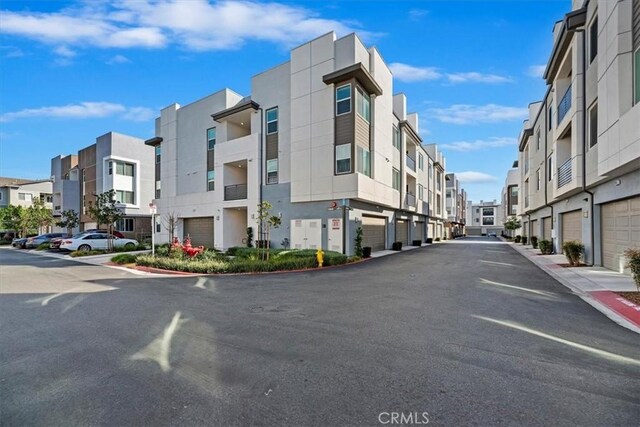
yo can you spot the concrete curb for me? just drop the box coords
[506,240,640,335]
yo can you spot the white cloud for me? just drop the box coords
[446,72,512,84]
[408,9,428,21]
[428,104,528,125]
[389,62,442,82]
[0,102,154,123]
[54,45,76,58]
[1,46,25,58]
[0,1,371,53]
[440,137,517,152]
[527,64,546,78]
[107,54,131,64]
[455,171,498,184]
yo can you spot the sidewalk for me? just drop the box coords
[507,240,640,334]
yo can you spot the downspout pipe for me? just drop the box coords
[257,107,264,240]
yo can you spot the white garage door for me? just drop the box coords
[602,196,640,273]
[561,210,582,244]
[362,216,386,252]
[183,217,214,248]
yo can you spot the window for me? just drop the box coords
[536,169,541,191]
[116,218,134,232]
[392,126,401,150]
[266,107,278,134]
[392,168,400,190]
[207,170,215,191]
[155,180,161,199]
[356,87,370,122]
[418,184,424,200]
[436,195,441,214]
[635,48,640,104]
[536,131,540,151]
[589,16,598,63]
[483,217,495,225]
[475,218,480,223]
[547,156,553,181]
[482,207,494,216]
[429,190,433,207]
[436,171,441,191]
[207,127,216,150]
[115,161,134,176]
[116,190,134,204]
[335,144,351,174]
[418,153,424,170]
[589,102,598,148]
[18,193,32,201]
[548,105,553,130]
[155,145,161,164]
[356,146,371,177]
[108,161,113,175]
[267,159,278,184]
[42,194,53,203]
[336,84,351,115]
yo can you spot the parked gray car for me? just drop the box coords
[25,233,70,249]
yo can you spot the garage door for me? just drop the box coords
[530,219,538,238]
[183,217,214,248]
[543,217,552,241]
[396,220,409,245]
[561,210,582,244]
[415,221,425,242]
[362,216,386,251]
[602,196,640,273]
[467,228,482,236]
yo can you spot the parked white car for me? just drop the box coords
[59,233,139,252]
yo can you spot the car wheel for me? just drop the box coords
[124,242,136,250]
[78,244,91,251]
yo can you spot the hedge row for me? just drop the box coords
[135,255,320,273]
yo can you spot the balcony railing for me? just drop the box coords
[557,84,572,124]
[224,183,248,201]
[557,158,572,188]
[406,154,416,172]
[405,193,417,208]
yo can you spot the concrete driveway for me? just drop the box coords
[1,238,638,426]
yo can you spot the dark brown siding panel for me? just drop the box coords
[266,133,278,160]
[207,149,215,171]
[335,112,354,146]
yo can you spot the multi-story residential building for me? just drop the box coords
[51,154,80,233]
[465,200,504,236]
[147,32,446,254]
[72,132,154,238]
[445,173,466,238]
[518,0,640,273]
[424,144,447,240]
[0,177,53,210]
[501,162,521,237]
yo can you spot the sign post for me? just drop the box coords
[149,203,157,256]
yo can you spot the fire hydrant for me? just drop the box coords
[316,248,324,267]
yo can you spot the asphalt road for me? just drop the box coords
[1,238,639,426]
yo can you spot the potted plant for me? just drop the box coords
[530,236,538,249]
[562,240,584,266]
[515,235,521,243]
[624,248,640,292]
[426,238,433,244]
[538,239,553,255]
[363,247,372,258]
[392,241,403,251]
[521,236,528,245]
[412,239,422,246]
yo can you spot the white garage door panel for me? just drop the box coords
[184,217,214,248]
[561,210,582,244]
[362,216,386,252]
[602,196,640,273]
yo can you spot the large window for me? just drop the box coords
[418,153,424,170]
[418,184,424,200]
[392,168,400,190]
[589,16,598,63]
[589,102,598,148]
[336,84,351,115]
[356,87,370,122]
[335,144,351,174]
[356,146,370,177]
[266,107,278,134]
[392,126,401,150]
[207,127,216,150]
[267,159,278,184]
[115,161,134,176]
[18,193,32,201]
[116,190,134,204]
[483,217,495,225]
[207,170,215,191]
[482,207,494,216]
[116,218,134,232]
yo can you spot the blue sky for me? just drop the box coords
[0,0,569,202]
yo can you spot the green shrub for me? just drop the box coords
[354,227,363,257]
[347,256,362,263]
[538,239,553,255]
[530,236,538,249]
[113,244,148,252]
[434,237,441,242]
[521,236,528,245]
[562,240,584,266]
[623,248,640,292]
[111,253,138,264]
[514,235,521,243]
[70,250,107,257]
[36,242,50,251]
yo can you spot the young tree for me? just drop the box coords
[354,226,363,257]
[504,216,522,238]
[28,197,53,235]
[162,212,178,243]
[86,190,124,251]
[255,201,281,261]
[1,205,27,237]
[56,209,79,235]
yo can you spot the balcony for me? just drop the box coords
[557,84,572,124]
[406,154,416,172]
[405,193,417,208]
[557,158,572,188]
[224,184,247,201]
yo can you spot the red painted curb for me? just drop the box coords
[590,291,640,328]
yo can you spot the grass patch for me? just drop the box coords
[111,253,139,264]
[70,250,108,257]
[35,242,51,251]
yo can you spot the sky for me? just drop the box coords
[0,0,570,203]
